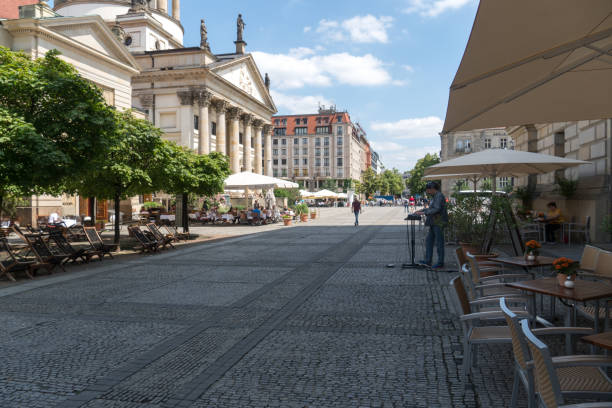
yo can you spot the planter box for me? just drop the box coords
[283,219,292,226]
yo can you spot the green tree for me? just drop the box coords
[0,107,71,219]
[406,153,440,196]
[70,110,166,245]
[0,48,115,193]
[155,144,230,232]
[321,179,337,191]
[381,169,404,197]
[358,168,380,198]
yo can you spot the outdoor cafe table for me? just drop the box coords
[494,256,556,269]
[508,278,612,353]
[581,332,612,351]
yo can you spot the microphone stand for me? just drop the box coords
[402,213,421,269]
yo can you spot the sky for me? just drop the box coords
[51,0,480,171]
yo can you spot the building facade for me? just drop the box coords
[371,151,383,174]
[508,120,611,242]
[271,107,369,191]
[439,128,513,196]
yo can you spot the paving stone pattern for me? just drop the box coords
[0,207,578,407]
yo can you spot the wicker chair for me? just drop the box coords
[501,298,597,408]
[521,319,612,408]
[451,276,529,380]
[576,251,612,329]
[578,246,603,274]
[146,223,175,249]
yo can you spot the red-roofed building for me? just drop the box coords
[0,0,37,19]
[271,106,370,191]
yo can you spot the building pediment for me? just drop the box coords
[209,54,276,113]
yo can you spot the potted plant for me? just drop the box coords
[282,215,292,226]
[447,195,495,258]
[295,203,309,222]
[310,208,317,219]
[553,257,578,286]
[524,240,541,262]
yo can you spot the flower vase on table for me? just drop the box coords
[524,240,541,262]
[553,257,578,286]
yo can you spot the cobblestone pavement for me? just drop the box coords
[0,207,564,407]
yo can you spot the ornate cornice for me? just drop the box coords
[263,124,273,134]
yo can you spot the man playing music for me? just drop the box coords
[415,181,448,269]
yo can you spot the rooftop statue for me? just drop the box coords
[237,14,246,42]
[200,19,210,51]
[130,0,148,11]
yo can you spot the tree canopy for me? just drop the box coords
[406,153,440,196]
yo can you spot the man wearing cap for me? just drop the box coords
[415,181,447,269]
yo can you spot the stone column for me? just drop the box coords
[196,88,212,155]
[227,106,242,173]
[263,124,273,176]
[172,0,180,20]
[253,120,263,174]
[177,89,194,148]
[242,114,253,172]
[158,0,167,13]
[213,100,228,155]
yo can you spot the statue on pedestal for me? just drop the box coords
[237,14,246,42]
[200,19,210,51]
[130,0,148,12]
[264,73,270,90]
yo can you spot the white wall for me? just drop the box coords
[0,25,12,47]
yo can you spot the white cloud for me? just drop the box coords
[271,91,333,115]
[303,26,312,33]
[314,15,393,44]
[403,65,415,73]
[404,0,474,17]
[371,116,443,140]
[252,50,395,90]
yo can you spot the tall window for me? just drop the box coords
[316,126,330,134]
[484,138,491,149]
[281,148,287,156]
[302,169,308,177]
[302,138,308,145]
[337,157,343,167]
[324,148,329,156]
[337,169,344,177]
[274,119,279,126]
[294,138,299,145]
[302,147,308,155]
[324,157,329,167]
[500,138,508,149]
[273,139,278,145]
[315,158,321,167]
[273,149,278,156]
[194,115,199,130]
[337,136,343,145]
[281,169,287,177]
[315,138,321,146]
[295,127,307,135]
[274,128,286,136]
[324,137,329,146]
[282,118,287,125]
[273,159,278,165]
[211,122,216,135]
[498,177,511,189]
[294,158,299,166]
[337,126,343,135]
[239,132,243,145]
[337,148,343,156]
[281,138,287,145]
[337,115,343,123]
[294,147,299,155]
[281,159,287,165]
[273,169,278,177]
[456,140,463,151]
[315,148,321,156]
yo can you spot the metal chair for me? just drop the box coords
[451,276,529,380]
[521,319,612,408]
[501,298,595,408]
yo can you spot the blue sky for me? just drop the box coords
[51,0,479,171]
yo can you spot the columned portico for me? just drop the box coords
[227,106,242,173]
[242,113,253,172]
[253,119,263,174]
[196,88,212,155]
[213,99,228,155]
[263,124,273,176]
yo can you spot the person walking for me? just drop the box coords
[351,198,361,226]
[415,181,448,269]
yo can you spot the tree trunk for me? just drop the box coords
[182,192,189,233]
[0,193,4,222]
[114,194,121,248]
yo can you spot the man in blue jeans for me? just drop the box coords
[415,182,447,269]
[352,198,361,226]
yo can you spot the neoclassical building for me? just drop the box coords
[53,0,277,176]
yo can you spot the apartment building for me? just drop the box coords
[271,107,370,191]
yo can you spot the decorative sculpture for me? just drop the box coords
[200,19,210,51]
[264,73,270,89]
[237,14,246,42]
[130,0,148,12]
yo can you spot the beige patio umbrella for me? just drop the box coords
[423,173,482,193]
[443,0,612,132]
[423,149,590,192]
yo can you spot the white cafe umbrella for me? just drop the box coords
[424,150,589,186]
[423,173,482,193]
[312,189,339,199]
[224,172,299,189]
[443,0,612,132]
